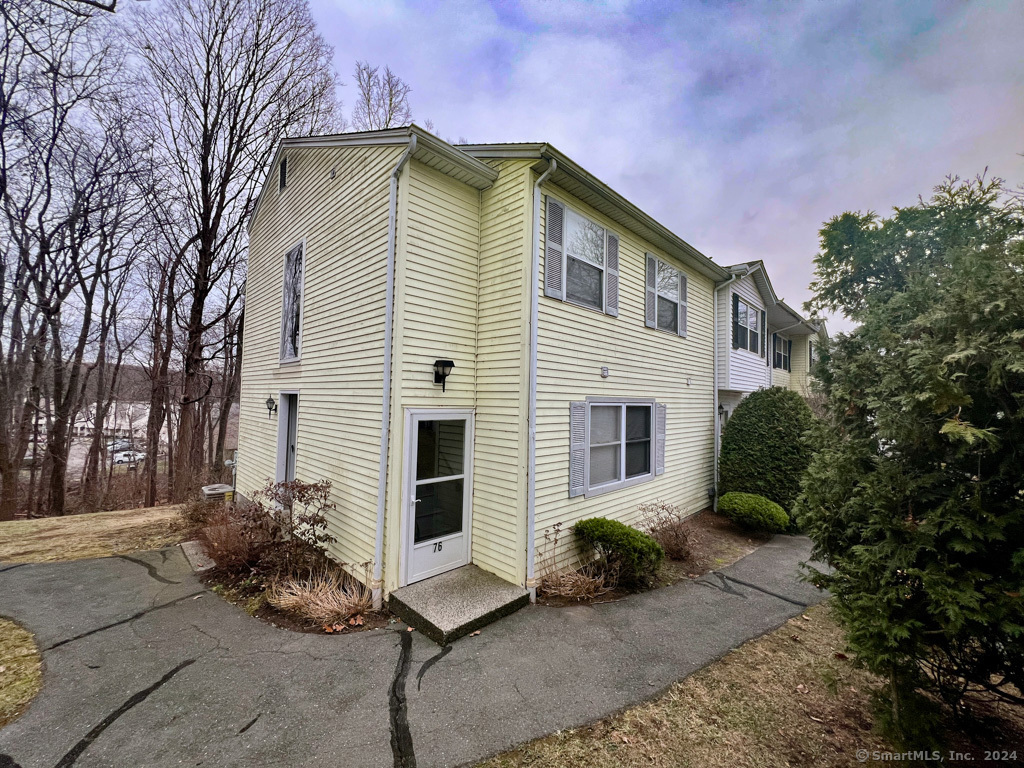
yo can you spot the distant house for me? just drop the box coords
[716,261,827,433]
[235,125,823,607]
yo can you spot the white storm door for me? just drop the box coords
[403,411,473,585]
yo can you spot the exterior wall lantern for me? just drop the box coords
[266,396,278,419]
[433,360,455,392]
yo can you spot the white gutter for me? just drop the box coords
[526,157,556,602]
[372,134,417,610]
[712,268,749,513]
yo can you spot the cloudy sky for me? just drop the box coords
[309,0,1024,332]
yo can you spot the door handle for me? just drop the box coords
[414,499,422,504]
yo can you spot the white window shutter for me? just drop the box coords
[544,198,564,299]
[569,401,586,497]
[645,253,657,328]
[655,402,667,475]
[677,271,688,337]
[605,232,619,317]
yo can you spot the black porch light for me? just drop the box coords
[266,396,278,419]
[433,360,455,392]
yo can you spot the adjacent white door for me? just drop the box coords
[402,410,473,585]
[276,392,299,483]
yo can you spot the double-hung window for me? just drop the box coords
[732,294,764,356]
[279,241,304,362]
[773,334,791,371]
[644,255,688,336]
[568,400,667,497]
[544,197,620,316]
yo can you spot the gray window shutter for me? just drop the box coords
[569,401,586,497]
[645,253,657,328]
[787,339,793,372]
[655,402,667,475]
[731,293,740,349]
[760,310,767,357]
[605,232,619,317]
[544,198,564,299]
[677,272,688,337]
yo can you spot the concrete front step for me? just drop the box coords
[388,565,530,645]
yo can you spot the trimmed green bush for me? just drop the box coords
[719,386,814,512]
[718,492,789,532]
[573,517,664,589]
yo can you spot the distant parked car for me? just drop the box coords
[108,440,134,452]
[113,450,145,465]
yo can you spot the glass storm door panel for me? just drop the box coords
[406,416,471,584]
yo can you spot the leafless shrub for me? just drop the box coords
[179,498,220,533]
[536,522,619,600]
[638,499,694,561]
[196,508,273,572]
[267,564,372,624]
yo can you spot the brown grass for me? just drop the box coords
[483,605,891,768]
[0,617,42,728]
[267,566,373,625]
[0,505,184,563]
[482,605,1024,768]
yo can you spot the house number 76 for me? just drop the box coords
[433,542,443,553]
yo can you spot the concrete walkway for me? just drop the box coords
[0,536,825,768]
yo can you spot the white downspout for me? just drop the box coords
[712,270,744,513]
[372,133,417,610]
[526,157,555,602]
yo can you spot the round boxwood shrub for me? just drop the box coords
[719,492,789,533]
[573,517,664,589]
[719,386,814,512]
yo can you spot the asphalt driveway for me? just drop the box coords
[0,536,824,768]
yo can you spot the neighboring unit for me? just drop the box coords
[234,125,824,628]
[715,261,826,431]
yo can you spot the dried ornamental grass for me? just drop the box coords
[537,522,620,600]
[267,566,373,624]
[638,500,695,561]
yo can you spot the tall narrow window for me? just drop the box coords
[279,158,288,191]
[280,243,304,362]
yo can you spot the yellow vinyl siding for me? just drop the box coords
[472,160,533,585]
[382,159,483,592]
[788,336,810,395]
[236,143,403,571]
[535,184,716,571]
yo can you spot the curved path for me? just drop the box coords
[0,536,824,768]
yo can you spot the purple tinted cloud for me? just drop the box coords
[311,0,1024,331]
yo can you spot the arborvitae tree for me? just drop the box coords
[796,176,1024,738]
[719,386,814,512]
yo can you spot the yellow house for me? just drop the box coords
[235,126,820,637]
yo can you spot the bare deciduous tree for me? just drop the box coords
[351,61,412,131]
[127,0,341,501]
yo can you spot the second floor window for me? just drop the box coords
[544,197,620,317]
[645,254,688,336]
[773,334,791,371]
[280,242,304,362]
[732,294,763,355]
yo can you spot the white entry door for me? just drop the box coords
[402,410,473,585]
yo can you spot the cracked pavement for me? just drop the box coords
[0,535,825,768]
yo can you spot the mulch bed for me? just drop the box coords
[200,568,394,635]
[538,509,770,607]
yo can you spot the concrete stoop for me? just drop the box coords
[388,565,530,645]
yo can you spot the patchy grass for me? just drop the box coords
[0,617,42,728]
[482,605,1024,768]
[0,505,184,563]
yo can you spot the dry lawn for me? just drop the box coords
[0,505,184,563]
[0,618,42,728]
[485,605,891,768]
